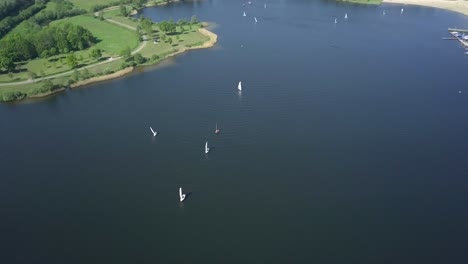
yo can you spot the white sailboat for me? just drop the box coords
[401,8,404,14]
[243,11,246,17]
[150,126,157,137]
[383,10,386,16]
[205,141,210,154]
[215,123,220,134]
[334,18,337,24]
[254,17,257,23]
[345,13,348,19]
[179,187,186,202]
[264,2,267,8]
[238,81,242,91]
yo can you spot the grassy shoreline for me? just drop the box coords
[0,27,217,102]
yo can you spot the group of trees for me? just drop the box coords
[93,0,142,12]
[158,16,199,34]
[33,0,86,26]
[0,0,86,39]
[0,0,38,20]
[0,0,47,38]
[0,22,95,72]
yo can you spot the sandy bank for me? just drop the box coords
[29,87,66,99]
[70,67,135,89]
[383,0,468,17]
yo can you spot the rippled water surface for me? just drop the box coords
[2,0,468,263]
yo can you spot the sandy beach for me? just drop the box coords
[383,0,468,16]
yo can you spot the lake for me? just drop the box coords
[1,0,468,263]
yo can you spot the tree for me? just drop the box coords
[168,37,173,45]
[133,53,145,64]
[40,50,49,58]
[190,15,198,24]
[49,47,57,57]
[82,68,90,79]
[71,70,80,81]
[0,53,15,72]
[42,80,54,91]
[91,48,102,60]
[176,35,180,41]
[120,4,128,17]
[177,18,187,26]
[27,71,37,80]
[66,53,78,68]
[120,46,131,58]
[140,17,153,35]
[159,20,176,34]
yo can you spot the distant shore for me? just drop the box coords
[383,0,468,16]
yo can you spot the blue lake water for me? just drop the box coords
[1,0,468,263]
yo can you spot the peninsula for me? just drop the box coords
[0,0,217,102]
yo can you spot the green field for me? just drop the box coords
[51,15,138,55]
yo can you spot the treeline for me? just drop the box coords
[0,23,95,72]
[0,0,36,20]
[0,0,47,38]
[0,0,87,39]
[33,0,86,25]
[92,0,134,12]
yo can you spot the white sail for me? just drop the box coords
[334,18,337,24]
[243,11,246,17]
[238,81,242,91]
[264,2,267,8]
[401,8,404,14]
[254,17,257,23]
[383,10,386,15]
[150,126,157,136]
[205,141,210,154]
[345,13,348,19]
[179,187,186,202]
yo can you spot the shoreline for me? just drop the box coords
[68,27,217,90]
[383,0,468,17]
[70,67,135,89]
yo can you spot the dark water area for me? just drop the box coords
[1,0,468,263]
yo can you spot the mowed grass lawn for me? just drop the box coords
[140,25,209,60]
[51,15,139,56]
[69,0,117,11]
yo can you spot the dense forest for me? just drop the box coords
[0,0,37,20]
[0,22,95,72]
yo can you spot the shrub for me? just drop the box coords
[2,91,26,102]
